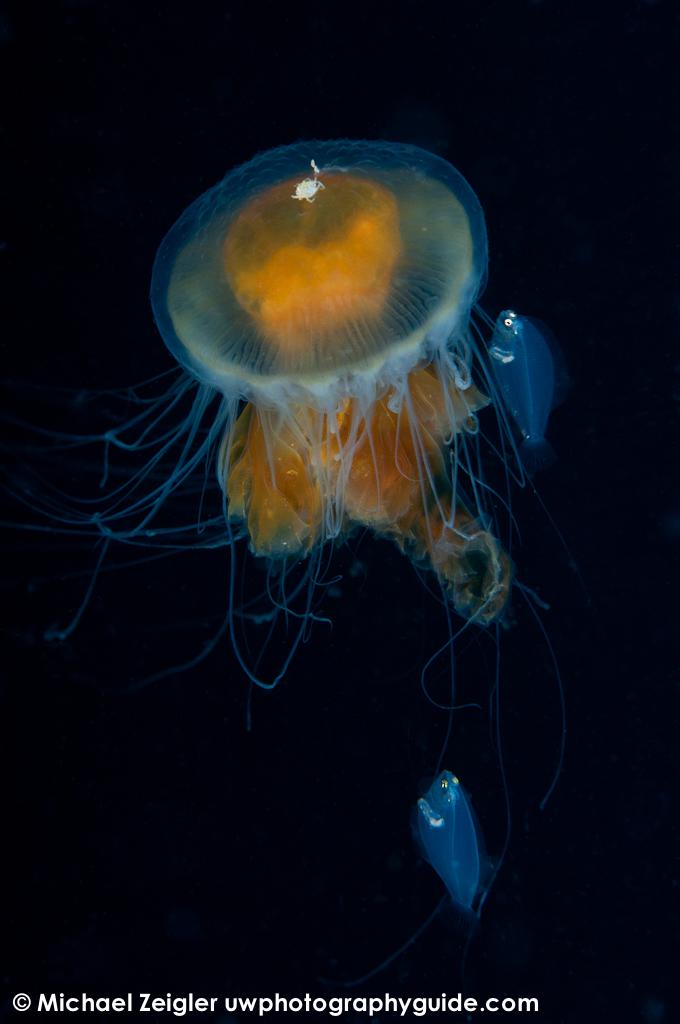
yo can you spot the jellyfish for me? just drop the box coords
[10,137,566,736]
[146,140,514,684]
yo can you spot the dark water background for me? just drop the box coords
[2,2,677,1022]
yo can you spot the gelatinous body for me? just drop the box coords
[151,141,513,635]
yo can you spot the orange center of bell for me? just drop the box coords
[223,173,402,354]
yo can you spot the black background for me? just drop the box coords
[2,2,677,1022]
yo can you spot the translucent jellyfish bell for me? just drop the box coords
[150,140,488,401]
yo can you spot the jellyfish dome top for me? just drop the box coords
[151,140,511,631]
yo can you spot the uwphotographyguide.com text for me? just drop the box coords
[12,992,540,1017]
